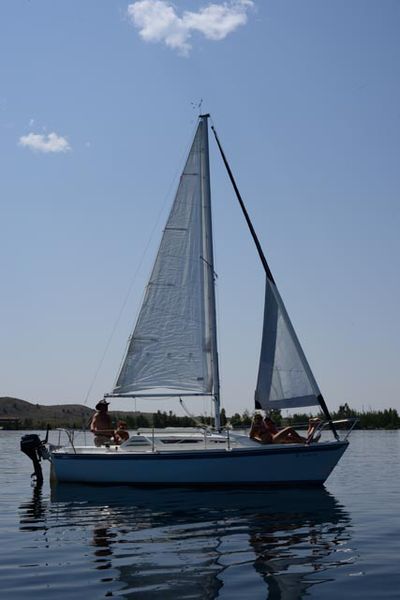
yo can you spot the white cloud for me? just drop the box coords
[19,132,71,153]
[127,0,254,55]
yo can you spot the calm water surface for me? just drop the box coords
[1,430,399,599]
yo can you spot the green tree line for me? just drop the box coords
[275,403,400,430]
[88,404,400,430]
[5,403,400,430]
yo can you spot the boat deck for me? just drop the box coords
[50,428,333,456]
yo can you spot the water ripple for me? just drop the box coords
[8,484,354,599]
[4,431,400,598]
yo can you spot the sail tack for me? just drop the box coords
[113,120,217,396]
[255,277,321,411]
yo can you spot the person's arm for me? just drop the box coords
[90,414,98,433]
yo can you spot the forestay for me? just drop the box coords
[113,120,217,396]
[255,277,321,411]
[210,123,322,415]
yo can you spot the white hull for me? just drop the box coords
[51,440,348,486]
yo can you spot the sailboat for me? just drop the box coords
[44,114,351,485]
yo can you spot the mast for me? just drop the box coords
[200,114,221,430]
[211,124,338,440]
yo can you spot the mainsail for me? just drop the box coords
[113,117,219,397]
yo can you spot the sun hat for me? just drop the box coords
[95,399,110,410]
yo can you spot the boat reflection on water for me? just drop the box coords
[19,483,48,532]
[19,484,355,599]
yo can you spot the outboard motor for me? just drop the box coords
[20,431,49,484]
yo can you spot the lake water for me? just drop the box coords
[1,430,399,599]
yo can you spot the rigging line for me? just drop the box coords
[210,122,275,284]
[180,397,209,430]
[82,122,199,407]
[210,120,339,440]
[82,230,158,406]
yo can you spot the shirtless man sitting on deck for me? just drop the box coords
[90,399,114,447]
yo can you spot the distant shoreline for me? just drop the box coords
[1,397,399,430]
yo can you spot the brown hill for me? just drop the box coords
[0,397,151,429]
[0,397,94,428]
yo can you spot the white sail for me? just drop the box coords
[255,277,321,410]
[113,119,218,396]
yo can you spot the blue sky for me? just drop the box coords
[1,1,399,416]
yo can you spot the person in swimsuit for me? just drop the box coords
[114,420,130,445]
[249,413,273,444]
[250,414,321,445]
